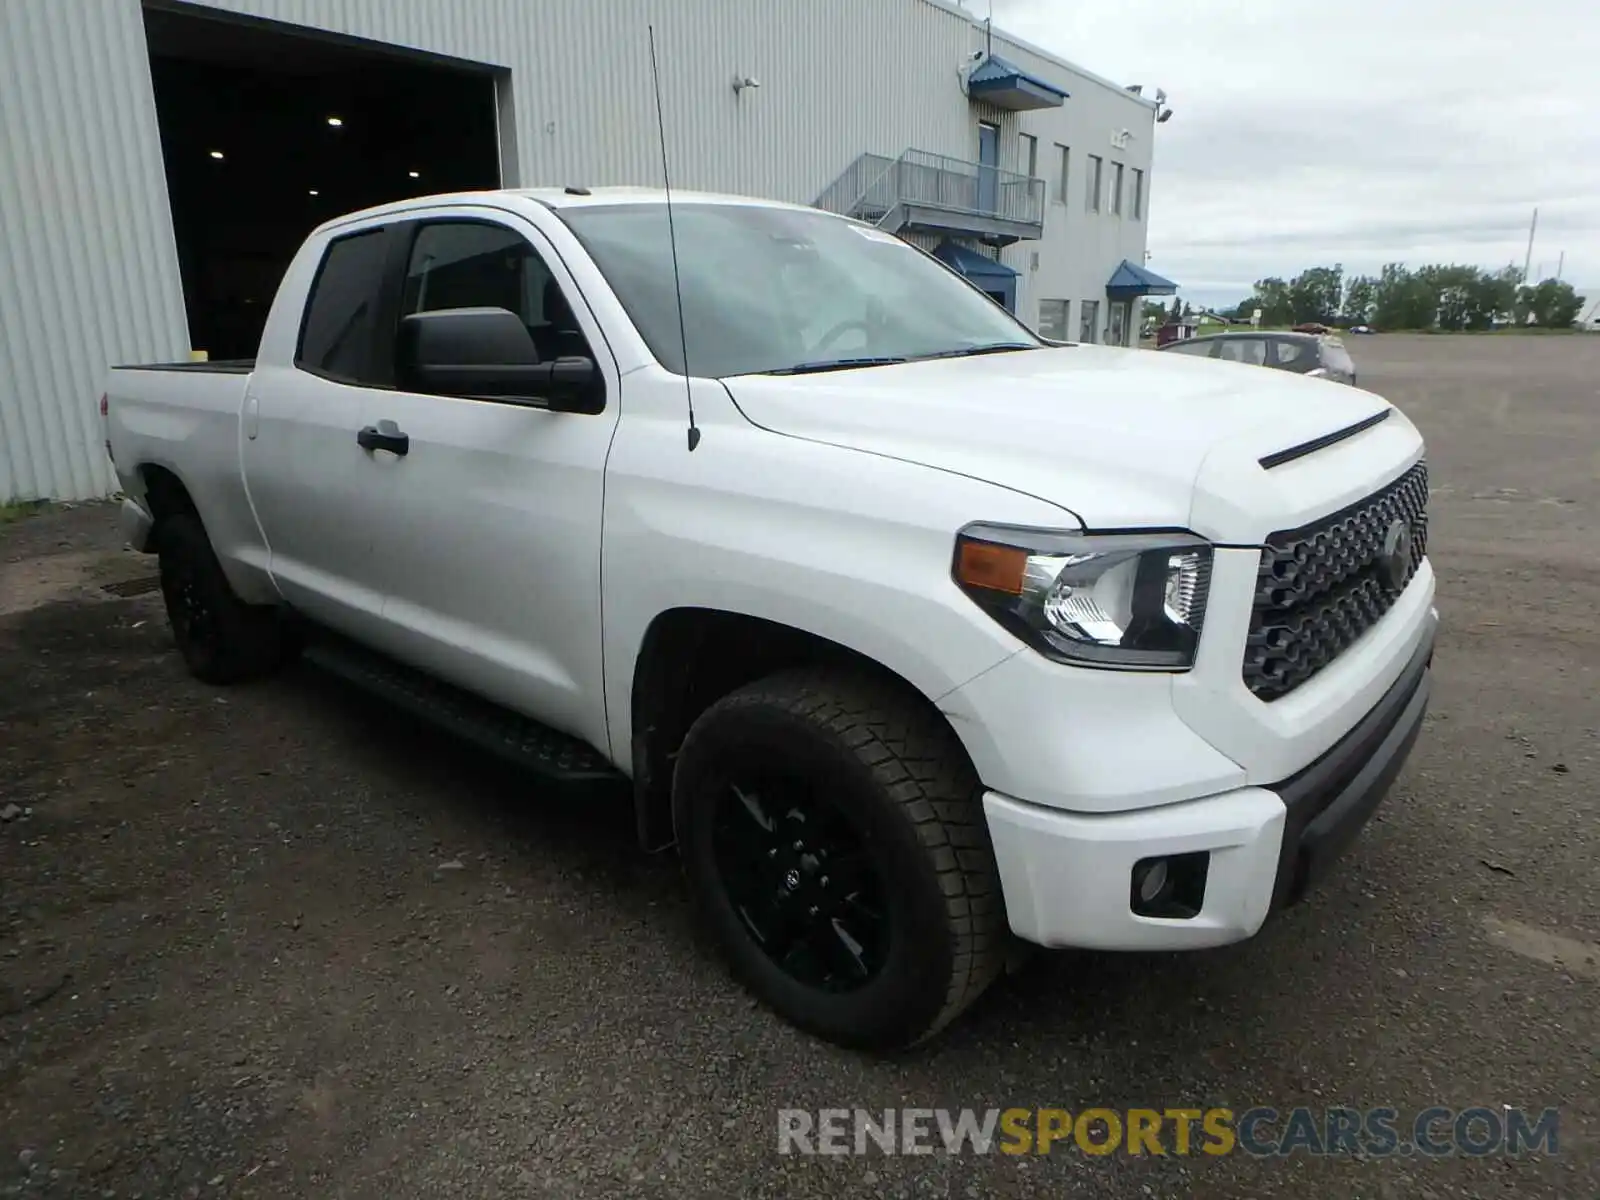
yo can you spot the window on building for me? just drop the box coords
[1132,168,1145,220]
[1020,133,1038,178]
[296,226,392,384]
[1079,299,1100,343]
[1038,298,1069,341]
[1086,155,1103,213]
[1054,144,1069,203]
[1110,162,1125,216]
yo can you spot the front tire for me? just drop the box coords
[157,513,291,684]
[673,668,1005,1050]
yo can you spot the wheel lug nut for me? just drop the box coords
[820,876,829,887]
[792,840,803,851]
[768,848,777,858]
[808,906,819,917]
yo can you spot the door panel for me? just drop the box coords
[243,225,394,635]
[357,212,621,750]
[977,122,999,213]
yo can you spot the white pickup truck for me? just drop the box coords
[104,187,1436,1049]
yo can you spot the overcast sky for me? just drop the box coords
[988,0,1599,309]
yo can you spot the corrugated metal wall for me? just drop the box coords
[1,0,190,501]
[0,0,1130,501]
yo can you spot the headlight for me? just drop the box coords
[953,525,1213,670]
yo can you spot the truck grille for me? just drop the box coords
[1243,461,1429,701]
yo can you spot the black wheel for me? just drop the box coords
[156,513,292,685]
[673,668,1005,1050]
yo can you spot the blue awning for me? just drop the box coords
[1106,259,1179,298]
[966,54,1067,111]
[933,240,1019,280]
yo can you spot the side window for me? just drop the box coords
[1272,339,1311,368]
[296,228,391,383]
[401,221,592,364]
[1165,339,1212,357]
[1217,338,1267,365]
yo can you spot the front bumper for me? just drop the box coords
[986,625,1435,951]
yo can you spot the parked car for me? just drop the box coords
[103,188,1434,1050]
[1158,329,1360,386]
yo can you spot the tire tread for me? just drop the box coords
[696,667,1005,1045]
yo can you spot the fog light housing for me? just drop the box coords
[1130,851,1210,919]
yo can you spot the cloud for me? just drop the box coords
[990,0,1600,304]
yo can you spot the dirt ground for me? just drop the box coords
[3,333,1598,1199]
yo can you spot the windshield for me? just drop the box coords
[556,202,1041,377]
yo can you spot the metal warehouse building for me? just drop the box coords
[0,0,1175,503]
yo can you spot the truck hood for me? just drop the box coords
[724,344,1423,541]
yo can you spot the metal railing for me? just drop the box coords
[813,148,1046,231]
[813,152,897,222]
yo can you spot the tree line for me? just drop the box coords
[1147,265,1587,331]
[1231,264,1585,331]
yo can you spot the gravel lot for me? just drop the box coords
[3,333,1598,1198]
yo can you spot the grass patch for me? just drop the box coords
[0,500,50,524]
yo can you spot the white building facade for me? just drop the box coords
[0,0,1170,502]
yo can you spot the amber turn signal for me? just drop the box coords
[955,538,1027,595]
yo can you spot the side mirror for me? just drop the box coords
[396,307,605,414]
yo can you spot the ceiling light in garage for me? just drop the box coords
[308,189,319,196]
[208,150,224,159]
[326,116,343,127]
[408,170,420,178]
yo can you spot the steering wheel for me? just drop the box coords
[812,319,872,355]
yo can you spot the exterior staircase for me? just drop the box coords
[813,149,1044,247]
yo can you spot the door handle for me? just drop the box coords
[357,422,409,457]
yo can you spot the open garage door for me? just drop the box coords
[144,3,506,360]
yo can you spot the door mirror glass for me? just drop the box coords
[396,307,604,413]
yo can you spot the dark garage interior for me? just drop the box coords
[144,3,505,360]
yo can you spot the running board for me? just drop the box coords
[302,630,623,784]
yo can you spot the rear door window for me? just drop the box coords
[296,228,392,384]
[1163,340,1214,357]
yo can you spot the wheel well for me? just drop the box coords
[628,608,969,851]
[139,465,198,544]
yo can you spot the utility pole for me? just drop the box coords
[1522,207,1538,282]
[1556,251,1564,281]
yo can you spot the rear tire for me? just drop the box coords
[156,513,292,684]
[673,668,1005,1050]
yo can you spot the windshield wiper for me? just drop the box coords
[918,342,1041,360]
[760,357,908,376]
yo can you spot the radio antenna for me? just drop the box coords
[647,24,700,452]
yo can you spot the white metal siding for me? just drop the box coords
[1,0,188,501]
[0,0,1150,501]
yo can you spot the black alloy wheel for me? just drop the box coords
[711,771,889,992]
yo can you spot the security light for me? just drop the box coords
[326,116,343,127]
